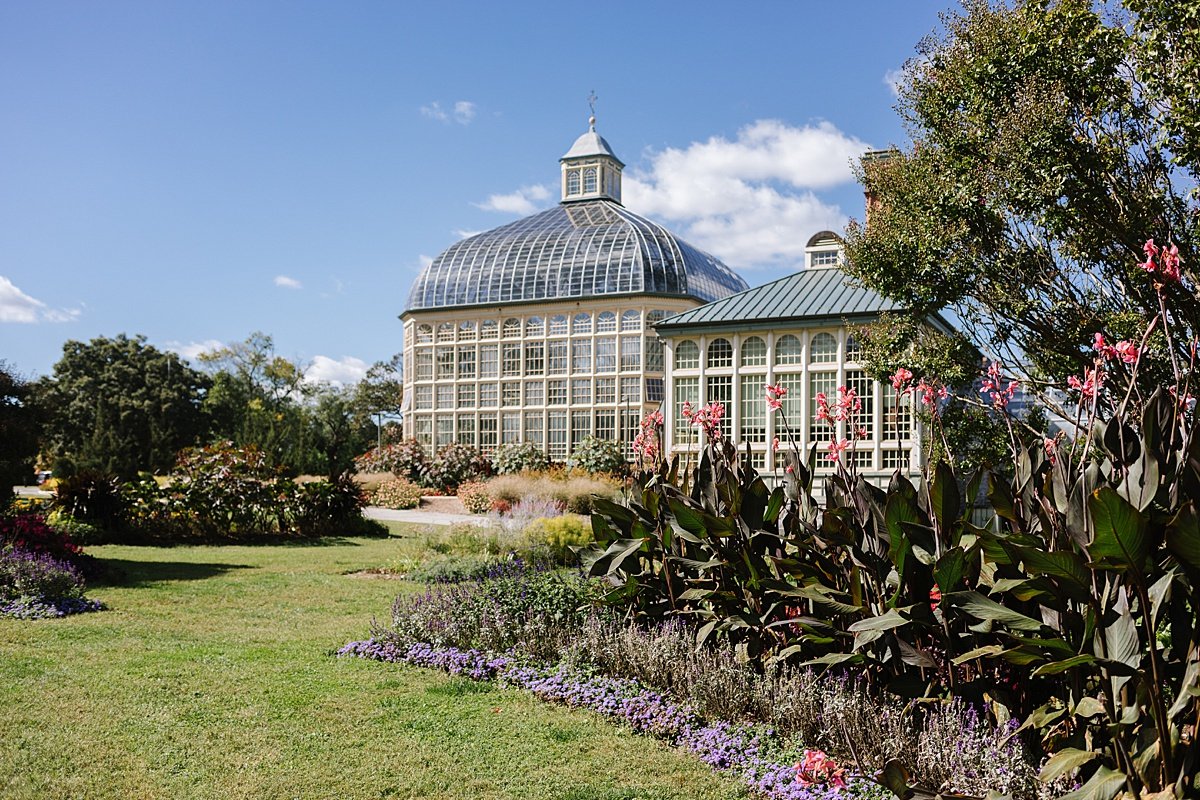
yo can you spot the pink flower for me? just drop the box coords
[1141,238,1182,283]
[981,360,1019,409]
[785,464,795,475]
[795,749,848,789]
[1113,340,1139,364]
[767,397,783,412]
[891,367,914,392]
[772,436,780,453]
[826,438,850,462]
[1093,333,1117,360]
[1044,436,1058,465]
[1068,367,1103,399]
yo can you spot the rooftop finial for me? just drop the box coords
[588,89,597,129]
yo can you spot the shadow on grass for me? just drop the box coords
[91,558,252,588]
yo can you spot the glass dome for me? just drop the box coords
[407,199,748,310]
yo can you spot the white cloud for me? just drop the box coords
[0,276,81,323]
[453,229,483,240]
[165,339,224,361]
[884,68,904,98]
[453,101,476,124]
[417,254,434,269]
[305,355,369,387]
[474,184,551,215]
[622,119,868,269]
[421,100,477,125]
[274,275,303,289]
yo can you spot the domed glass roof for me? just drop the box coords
[407,199,748,311]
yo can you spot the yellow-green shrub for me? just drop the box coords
[523,514,592,563]
[457,481,492,514]
[371,478,422,510]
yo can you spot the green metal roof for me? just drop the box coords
[654,267,905,332]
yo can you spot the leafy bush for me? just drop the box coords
[119,442,369,541]
[522,515,591,563]
[423,444,491,492]
[490,442,550,475]
[52,469,126,530]
[371,478,422,510]
[45,510,105,547]
[456,481,491,514]
[0,512,87,566]
[354,439,429,482]
[406,553,505,584]
[566,436,625,475]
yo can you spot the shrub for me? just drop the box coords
[52,469,126,530]
[372,478,423,510]
[566,436,626,475]
[483,472,619,514]
[457,481,492,514]
[45,510,105,547]
[523,515,591,563]
[423,444,491,492]
[406,553,504,584]
[0,513,87,566]
[291,472,368,537]
[490,442,550,475]
[354,439,429,482]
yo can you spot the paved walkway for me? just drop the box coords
[363,506,490,527]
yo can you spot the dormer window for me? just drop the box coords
[805,230,844,269]
[566,170,581,196]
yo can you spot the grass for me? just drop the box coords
[0,529,742,800]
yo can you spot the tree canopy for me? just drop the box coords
[37,335,210,478]
[844,0,1199,401]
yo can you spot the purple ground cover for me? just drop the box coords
[338,638,876,799]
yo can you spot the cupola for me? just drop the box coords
[560,115,624,204]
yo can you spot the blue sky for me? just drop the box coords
[2,0,950,382]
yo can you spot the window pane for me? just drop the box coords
[706,376,732,439]
[808,373,837,441]
[742,337,767,366]
[674,378,699,440]
[707,338,733,368]
[810,333,837,364]
[480,345,498,377]
[457,346,476,379]
[621,310,641,331]
[572,339,592,373]
[548,340,568,374]
[595,336,616,373]
[740,375,766,443]
[675,340,699,369]
[596,311,617,332]
[620,336,640,371]
[776,335,802,365]
[846,370,874,439]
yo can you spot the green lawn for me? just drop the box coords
[0,531,741,800]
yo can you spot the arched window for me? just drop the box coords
[502,318,522,338]
[416,324,433,344]
[458,321,477,340]
[646,310,667,326]
[810,333,837,363]
[583,167,597,193]
[707,338,733,368]
[437,322,455,342]
[572,313,592,334]
[566,170,581,196]
[549,314,568,335]
[596,311,617,332]
[741,336,767,366]
[845,335,863,363]
[524,316,544,337]
[675,340,700,369]
[621,310,641,331]
[775,334,802,365]
[480,319,498,340]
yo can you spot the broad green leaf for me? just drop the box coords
[1032,654,1096,676]
[1038,748,1097,783]
[1054,765,1125,800]
[930,460,961,530]
[1087,486,1148,569]
[1072,697,1105,718]
[1020,547,1089,588]
[848,608,911,632]
[668,499,707,536]
[934,547,966,593]
[952,644,1004,664]
[1166,503,1200,571]
[945,590,1044,631]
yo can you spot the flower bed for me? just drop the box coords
[339,638,874,800]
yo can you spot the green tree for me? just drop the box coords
[844,0,1199,401]
[198,333,313,472]
[0,362,41,496]
[38,335,210,477]
[351,354,404,449]
[307,386,375,481]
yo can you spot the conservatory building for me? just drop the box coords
[655,231,936,483]
[400,119,749,459]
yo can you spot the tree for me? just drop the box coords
[38,335,210,477]
[0,362,41,495]
[351,354,404,449]
[307,386,375,481]
[198,332,313,472]
[844,0,1199,403]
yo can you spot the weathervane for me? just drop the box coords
[588,90,597,128]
